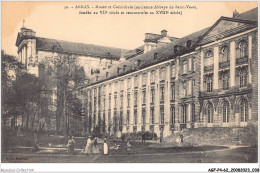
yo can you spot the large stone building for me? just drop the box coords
[15,27,127,130]
[82,8,258,138]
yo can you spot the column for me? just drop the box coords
[213,46,219,90]
[146,71,151,131]
[130,76,135,132]
[248,35,252,84]
[137,75,142,131]
[200,51,204,91]
[164,64,171,136]
[27,41,32,66]
[230,41,236,87]
[22,47,25,64]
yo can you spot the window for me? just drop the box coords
[134,76,138,87]
[109,96,111,109]
[170,83,175,100]
[150,107,154,124]
[126,110,130,125]
[120,94,123,108]
[239,72,248,88]
[240,100,248,122]
[192,103,195,122]
[151,88,155,103]
[206,103,213,123]
[160,67,166,80]
[160,106,164,124]
[220,46,229,62]
[142,89,146,104]
[188,80,192,95]
[204,50,214,66]
[182,105,187,123]
[206,50,213,57]
[182,81,187,97]
[160,86,165,101]
[134,91,138,106]
[142,108,146,125]
[151,70,155,83]
[142,73,147,85]
[183,60,187,74]
[171,63,176,78]
[188,57,193,71]
[134,109,137,125]
[170,106,175,124]
[127,93,130,107]
[114,95,117,108]
[127,78,131,89]
[222,76,229,90]
[237,40,248,58]
[108,111,111,125]
[103,98,106,110]
[206,79,213,92]
[222,101,229,123]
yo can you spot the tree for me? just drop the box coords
[1,51,42,130]
[45,53,88,136]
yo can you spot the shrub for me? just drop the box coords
[121,131,158,141]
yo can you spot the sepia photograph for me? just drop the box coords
[1,0,259,172]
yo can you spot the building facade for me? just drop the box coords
[82,8,258,138]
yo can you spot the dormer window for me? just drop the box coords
[123,65,127,71]
[186,40,192,49]
[106,72,109,77]
[174,45,178,53]
[137,59,142,67]
[154,53,158,60]
[117,67,120,74]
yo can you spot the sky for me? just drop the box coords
[1,1,258,56]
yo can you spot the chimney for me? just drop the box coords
[161,30,167,37]
[233,9,239,18]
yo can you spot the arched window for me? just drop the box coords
[220,46,229,62]
[237,40,248,58]
[240,100,248,122]
[204,50,214,67]
[222,101,230,123]
[206,103,214,123]
[206,50,213,57]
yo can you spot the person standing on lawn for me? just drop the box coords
[67,136,75,155]
[84,136,92,154]
[103,139,108,155]
[126,140,131,154]
[93,137,100,154]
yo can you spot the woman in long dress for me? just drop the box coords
[93,137,100,154]
[103,140,108,155]
[84,136,92,154]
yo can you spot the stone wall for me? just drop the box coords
[164,121,258,146]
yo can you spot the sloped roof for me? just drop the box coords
[89,27,209,85]
[124,45,145,60]
[144,33,178,43]
[236,7,258,21]
[36,37,126,60]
